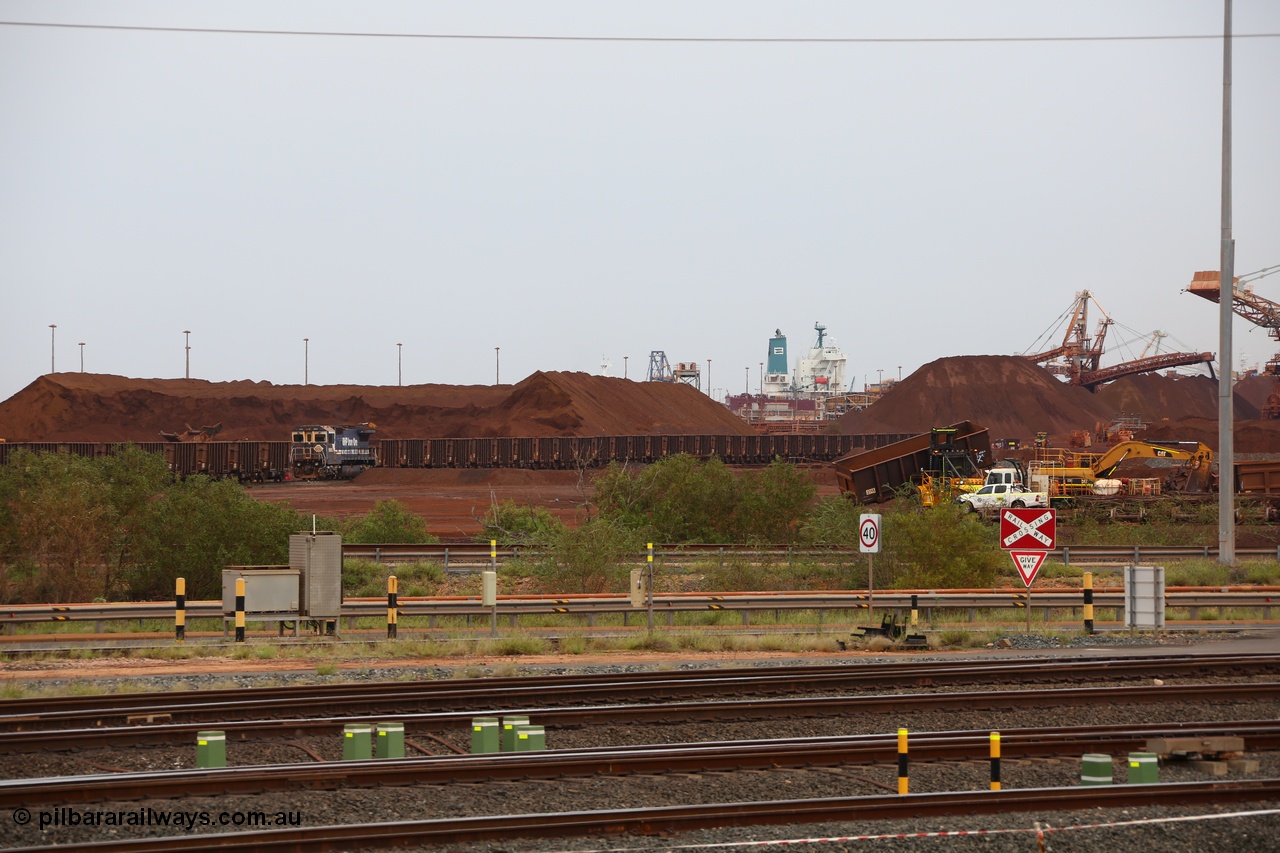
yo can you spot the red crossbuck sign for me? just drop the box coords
[999,508,1056,551]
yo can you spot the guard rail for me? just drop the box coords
[0,588,1276,633]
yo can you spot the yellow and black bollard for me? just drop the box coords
[1083,571,1094,634]
[234,577,246,643]
[175,577,186,643]
[910,594,919,627]
[897,728,909,794]
[990,731,1001,790]
[387,575,398,639]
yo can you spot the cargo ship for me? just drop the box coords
[727,323,873,430]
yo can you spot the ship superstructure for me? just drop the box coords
[728,322,856,430]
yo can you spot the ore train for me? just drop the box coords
[0,430,914,482]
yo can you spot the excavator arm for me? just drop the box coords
[1088,440,1214,492]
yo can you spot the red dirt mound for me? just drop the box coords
[0,371,753,442]
[1137,416,1280,455]
[838,355,1280,452]
[837,356,1116,443]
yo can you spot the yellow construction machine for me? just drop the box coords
[1027,440,1214,502]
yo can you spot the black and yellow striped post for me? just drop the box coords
[1083,571,1094,634]
[897,728,909,794]
[490,539,497,572]
[990,731,1001,790]
[234,577,246,643]
[387,575,398,639]
[646,542,655,633]
[910,594,919,627]
[175,577,186,643]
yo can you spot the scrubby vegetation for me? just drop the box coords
[0,448,434,603]
[3,448,1277,604]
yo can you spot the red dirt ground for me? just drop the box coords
[250,465,842,538]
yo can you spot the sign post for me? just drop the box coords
[999,508,1056,633]
[859,514,881,625]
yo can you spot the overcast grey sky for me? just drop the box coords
[2,2,1278,405]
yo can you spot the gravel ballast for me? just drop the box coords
[1,636,1277,850]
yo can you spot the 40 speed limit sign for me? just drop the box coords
[859,514,881,554]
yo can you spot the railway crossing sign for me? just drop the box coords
[1009,550,1048,587]
[999,508,1056,551]
[859,514,881,554]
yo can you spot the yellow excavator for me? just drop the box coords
[1027,440,1214,499]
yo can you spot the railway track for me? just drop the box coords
[32,781,1272,853]
[4,653,1277,851]
[3,680,1277,753]
[3,653,1276,733]
[3,721,1279,809]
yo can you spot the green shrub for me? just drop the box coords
[528,518,641,594]
[480,501,563,545]
[877,502,1003,589]
[343,500,436,544]
[593,455,815,544]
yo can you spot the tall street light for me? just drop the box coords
[304,338,309,385]
[706,358,711,395]
[878,368,883,387]
[79,342,85,372]
[623,356,628,379]
[397,342,403,386]
[759,361,764,394]
[48,324,56,373]
[183,330,191,379]
[744,366,748,394]
[495,347,500,385]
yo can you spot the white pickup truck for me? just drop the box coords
[955,482,1049,512]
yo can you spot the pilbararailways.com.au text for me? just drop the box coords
[14,806,302,832]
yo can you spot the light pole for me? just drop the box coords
[397,342,403,386]
[878,368,883,387]
[759,361,764,394]
[898,365,902,381]
[79,342,85,372]
[304,338,309,385]
[183,330,191,379]
[624,356,628,379]
[48,324,56,373]
[706,358,711,395]
[744,366,749,394]
[495,347,500,385]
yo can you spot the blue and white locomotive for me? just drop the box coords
[289,423,378,480]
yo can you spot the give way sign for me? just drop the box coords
[1009,550,1048,586]
[999,508,1056,551]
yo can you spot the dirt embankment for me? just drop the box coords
[0,371,753,443]
[837,355,1280,453]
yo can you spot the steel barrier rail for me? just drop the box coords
[343,542,1280,565]
[1,589,1277,631]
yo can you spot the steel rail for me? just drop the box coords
[2,681,1277,754]
[15,779,1278,853]
[2,652,1276,730]
[340,542,1280,563]
[3,721,1278,809]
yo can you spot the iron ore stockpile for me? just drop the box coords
[5,356,1280,450]
[1,644,1278,851]
[0,370,754,443]
[837,355,1280,453]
